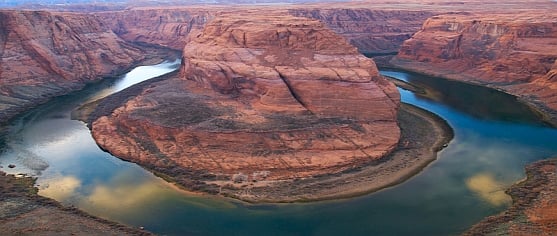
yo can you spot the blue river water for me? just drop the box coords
[0,63,556,235]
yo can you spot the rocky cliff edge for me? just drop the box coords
[392,12,557,122]
[91,13,401,201]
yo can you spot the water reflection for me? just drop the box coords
[0,60,182,216]
[40,175,81,201]
[85,171,170,214]
[382,70,547,126]
[87,59,181,102]
[465,173,511,206]
[0,64,556,235]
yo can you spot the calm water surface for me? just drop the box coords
[1,64,556,235]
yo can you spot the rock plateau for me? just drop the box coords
[90,13,401,201]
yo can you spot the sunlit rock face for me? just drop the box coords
[392,12,557,114]
[91,13,400,195]
[0,10,146,122]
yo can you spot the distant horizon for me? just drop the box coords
[0,0,347,8]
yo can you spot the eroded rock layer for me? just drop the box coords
[289,9,435,54]
[392,12,557,119]
[465,158,557,235]
[0,10,148,122]
[96,8,213,50]
[96,7,434,55]
[91,13,400,200]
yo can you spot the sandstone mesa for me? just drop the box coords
[91,13,401,200]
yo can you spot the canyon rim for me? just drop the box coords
[0,0,557,235]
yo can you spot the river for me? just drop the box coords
[1,62,556,235]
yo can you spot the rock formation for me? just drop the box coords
[96,6,434,55]
[391,12,557,121]
[90,13,400,201]
[96,8,213,50]
[289,9,435,54]
[0,10,156,123]
[465,158,557,235]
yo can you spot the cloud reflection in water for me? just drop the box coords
[86,179,161,211]
[465,173,511,206]
[39,175,81,201]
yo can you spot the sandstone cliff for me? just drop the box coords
[91,13,400,201]
[96,8,213,50]
[0,10,151,123]
[392,12,557,120]
[289,9,435,54]
[95,7,434,56]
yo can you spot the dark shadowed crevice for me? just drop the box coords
[275,69,313,114]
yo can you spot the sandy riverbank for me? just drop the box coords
[0,171,152,235]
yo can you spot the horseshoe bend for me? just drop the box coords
[87,13,453,202]
[1,0,557,235]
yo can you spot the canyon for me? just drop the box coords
[89,12,404,202]
[94,7,434,54]
[0,5,435,124]
[0,0,556,234]
[3,1,553,125]
[0,9,179,123]
[392,12,557,124]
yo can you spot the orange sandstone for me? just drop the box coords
[91,13,400,200]
[392,12,557,121]
[0,10,149,122]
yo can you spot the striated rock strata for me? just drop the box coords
[289,8,435,54]
[96,8,213,50]
[96,7,434,55]
[0,10,164,123]
[391,12,557,122]
[90,13,401,201]
[465,158,557,235]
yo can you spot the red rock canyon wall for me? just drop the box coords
[0,10,147,122]
[392,12,557,118]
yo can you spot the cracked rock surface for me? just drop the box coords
[90,13,400,201]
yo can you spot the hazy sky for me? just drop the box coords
[0,0,337,7]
